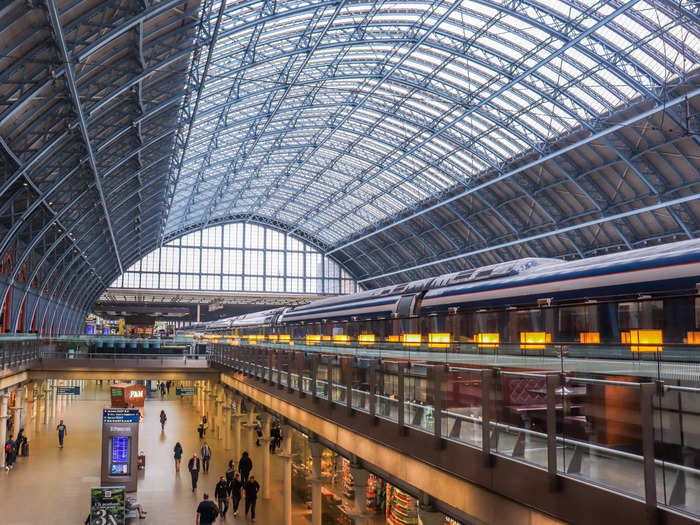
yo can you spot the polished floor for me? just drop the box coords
[0,381,311,524]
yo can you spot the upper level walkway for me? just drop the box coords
[1,335,699,524]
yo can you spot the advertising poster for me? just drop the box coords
[176,386,197,396]
[90,486,125,525]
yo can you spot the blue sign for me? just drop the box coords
[103,408,140,423]
[176,386,197,396]
[57,386,80,395]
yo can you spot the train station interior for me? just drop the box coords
[0,1,699,524]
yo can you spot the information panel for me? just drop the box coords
[176,386,197,396]
[103,408,140,424]
[90,486,125,525]
[57,385,81,395]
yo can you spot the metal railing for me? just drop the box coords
[208,343,700,520]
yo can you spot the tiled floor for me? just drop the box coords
[0,381,312,524]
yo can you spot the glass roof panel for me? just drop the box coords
[164,0,700,246]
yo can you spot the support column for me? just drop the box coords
[349,462,369,525]
[0,394,8,468]
[216,386,224,440]
[52,380,58,421]
[13,386,24,436]
[232,406,246,461]
[280,425,293,525]
[245,405,256,454]
[25,382,34,437]
[310,440,323,525]
[223,390,233,450]
[261,412,271,500]
[42,380,50,425]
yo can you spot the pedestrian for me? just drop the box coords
[200,441,211,473]
[225,460,235,484]
[238,451,252,484]
[255,422,262,446]
[270,424,282,453]
[197,422,205,440]
[196,492,219,525]
[201,415,208,437]
[244,475,260,522]
[4,439,15,470]
[56,419,67,448]
[173,442,183,471]
[16,428,26,456]
[215,475,229,518]
[188,452,201,492]
[166,380,172,394]
[229,472,243,517]
[160,410,167,431]
[159,382,166,399]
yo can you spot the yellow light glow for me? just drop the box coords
[401,333,421,346]
[428,332,451,348]
[686,332,700,344]
[322,335,331,341]
[520,332,551,350]
[358,334,375,345]
[228,339,240,346]
[333,334,349,344]
[630,329,663,352]
[579,332,600,344]
[279,334,291,344]
[306,335,321,345]
[475,333,499,348]
[621,331,631,344]
[387,335,400,343]
[268,335,279,342]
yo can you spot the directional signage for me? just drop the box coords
[56,385,81,395]
[102,408,140,424]
[176,386,197,396]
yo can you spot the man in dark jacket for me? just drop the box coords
[244,475,261,522]
[228,472,243,517]
[215,475,229,518]
[238,451,252,484]
[196,493,219,525]
[188,452,201,492]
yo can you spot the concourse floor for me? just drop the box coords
[0,381,311,524]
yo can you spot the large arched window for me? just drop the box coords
[110,224,359,294]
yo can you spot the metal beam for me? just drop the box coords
[358,194,700,283]
[330,87,700,255]
[45,0,123,274]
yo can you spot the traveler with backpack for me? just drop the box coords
[238,451,252,483]
[215,475,229,518]
[159,410,167,431]
[195,493,219,525]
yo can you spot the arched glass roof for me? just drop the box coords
[165,0,699,245]
[0,0,697,333]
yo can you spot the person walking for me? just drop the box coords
[159,382,166,399]
[160,410,167,431]
[228,472,243,517]
[56,419,67,448]
[196,493,219,525]
[215,475,229,518]
[225,460,235,484]
[4,438,15,470]
[238,451,252,484]
[243,475,260,522]
[173,442,183,472]
[166,380,172,395]
[200,442,211,473]
[188,452,201,492]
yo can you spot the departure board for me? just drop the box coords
[110,436,130,475]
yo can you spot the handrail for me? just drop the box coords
[443,409,700,477]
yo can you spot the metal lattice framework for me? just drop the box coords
[0,0,699,334]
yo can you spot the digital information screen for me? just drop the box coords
[110,436,130,476]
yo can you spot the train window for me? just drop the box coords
[558,304,598,343]
[618,300,663,331]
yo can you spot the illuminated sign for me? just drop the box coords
[56,386,81,395]
[103,408,140,423]
[129,390,144,399]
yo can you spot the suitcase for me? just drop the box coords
[21,441,28,457]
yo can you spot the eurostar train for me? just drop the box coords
[199,239,700,354]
